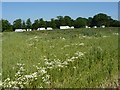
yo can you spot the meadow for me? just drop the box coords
[2,27,119,88]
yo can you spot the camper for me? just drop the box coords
[37,28,46,30]
[15,29,24,32]
[60,26,70,29]
[47,27,53,30]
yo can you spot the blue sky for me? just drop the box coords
[1,0,120,2]
[2,2,118,23]
[0,2,2,18]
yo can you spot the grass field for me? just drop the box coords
[0,32,2,87]
[2,27,119,88]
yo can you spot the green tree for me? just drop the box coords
[54,19,59,28]
[74,17,87,28]
[46,21,51,27]
[87,17,92,26]
[39,18,46,27]
[110,19,120,27]
[71,19,75,26]
[50,18,56,29]
[92,13,112,27]
[56,16,65,26]
[2,19,12,32]
[22,21,26,29]
[64,16,72,26]
[13,19,22,30]
[26,18,32,28]
[32,19,39,30]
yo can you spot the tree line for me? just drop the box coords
[1,13,120,32]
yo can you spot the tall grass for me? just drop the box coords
[0,33,2,88]
[2,27,118,88]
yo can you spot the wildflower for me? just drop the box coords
[73,66,76,69]
[75,56,79,59]
[44,61,49,65]
[82,36,86,38]
[79,43,84,46]
[65,54,69,56]
[71,56,76,60]
[57,64,64,68]
[62,38,65,40]
[44,58,48,61]
[5,78,10,82]
[45,81,50,84]
[67,59,73,62]
[103,36,108,38]
[62,61,68,65]
[45,75,50,79]
[34,36,38,39]
[32,72,38,77]
[42,74,50,84]
[43,56,46,58]
[75,51,84,57]
[40,68,47,74]
[20,66,25,71]
[64,45,70,48]
[47,66,53,69]
[25,75,33,79]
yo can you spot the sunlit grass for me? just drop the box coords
[2,27,118,88]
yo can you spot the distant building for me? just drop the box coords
[37,28,46,30]
[22,29,26,32]
[101,25,105,28]
[47,27,53,30]
[27,29,32,31]
[60,26,70,29]
[85,26,91,28]
[93,26,97,28]
[70,26,74,29]
[15,29,24,32]
[85,26,88,28]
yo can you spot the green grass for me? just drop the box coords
[0,33,2,89]
[2,27,118,88]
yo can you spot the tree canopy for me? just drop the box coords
[1,13,120,32]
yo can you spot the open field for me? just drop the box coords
[2,27,119,88]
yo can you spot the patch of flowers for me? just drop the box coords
[2,51,84,88]
[44,51,84,69]
[61,43,84,50]
[102,35,110,38]
[2,63,50,88]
